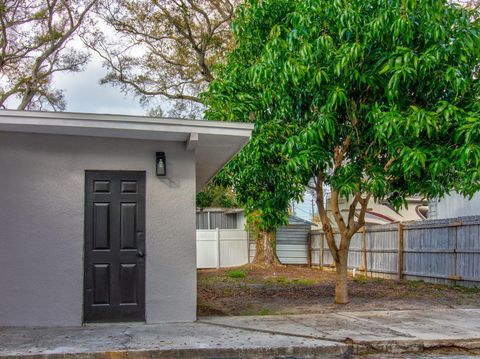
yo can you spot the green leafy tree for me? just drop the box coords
[205,0,480,301]
[215,122,306,265]
[196,183,238,209]
[204,0,305,266]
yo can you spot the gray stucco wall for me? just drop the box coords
[0,131,197,326]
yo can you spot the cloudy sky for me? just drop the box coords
[54,53,145,116]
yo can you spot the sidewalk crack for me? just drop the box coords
[334,313,415,339]
[199,320,348,344]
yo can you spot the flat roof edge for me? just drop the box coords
[0,109,254,133]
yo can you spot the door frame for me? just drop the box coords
[83,170,146,323]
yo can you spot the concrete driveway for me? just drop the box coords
[1,308,480,358]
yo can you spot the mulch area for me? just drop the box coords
[197,265,480,317]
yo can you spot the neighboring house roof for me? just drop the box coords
[0,109,253,189]
[288,215,315,226]
[322,194,428,226]
[196,207,244,214]
[195,209,314,226]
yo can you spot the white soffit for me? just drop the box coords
[0,110,253,190]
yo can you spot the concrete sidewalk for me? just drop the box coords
[1,309,480,358]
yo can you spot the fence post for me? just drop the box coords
[215,227,221,269]
[246,229,250,264]
[320,233,325,270]
[362,226,368,277]
[307,232,312,267]
[397,223,404,281]
[452,225,458,283]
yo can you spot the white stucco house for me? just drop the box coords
[323,194,428,226]
[0,110,252,327]
[429,192,480,219]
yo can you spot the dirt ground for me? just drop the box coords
[197,265,480,317]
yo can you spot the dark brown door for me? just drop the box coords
[84,171,146,322]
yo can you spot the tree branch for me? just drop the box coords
[315,172,340,263]
[331,190,348,236]
[334,135,351,169]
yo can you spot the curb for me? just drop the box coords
[351,338,480,355]
[3,339,480,359]
[0,344,351,359]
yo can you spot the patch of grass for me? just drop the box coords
[227,269,246,279]
[352,275,368,284]
[453,285,480,294]
[258,308,273,315]
[291,278,316,285]
[264,276,315,286]
[264,276,287,285]
[388,281,399,289]
[407,280,423,288]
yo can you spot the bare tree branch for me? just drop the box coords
[87,0,238,117]
[0,0,97,110]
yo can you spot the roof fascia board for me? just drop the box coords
[0,110,253,134]
[186,133,199,151]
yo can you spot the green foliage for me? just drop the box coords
[204,0,306,232]
[352,275,369,284]
[265,276,288,285]
[258,308,273,315]
[205,0,480,217]
[291,278,316,285]
[453,285,480,293]
[264,276,315,285]
[196,183,238,208]
[408,280,423,288]
[227,269,247,278]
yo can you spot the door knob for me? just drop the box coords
[137,250,145,258]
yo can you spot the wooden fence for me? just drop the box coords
[310,216,480,287]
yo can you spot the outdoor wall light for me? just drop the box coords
[156,152,167,176]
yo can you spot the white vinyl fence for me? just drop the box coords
[196,229,249,269]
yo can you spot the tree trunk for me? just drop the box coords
[252,230,281,267]
[313,172,370,305]
[334,249,349,304]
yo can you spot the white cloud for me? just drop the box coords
[53,53,145,116]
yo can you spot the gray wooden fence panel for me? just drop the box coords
[403,226,454,282]
[310,216,480,287]
[245,215,479,288]
[456,223,480,284]
[369,228,397,274]
[347,233,362,269]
